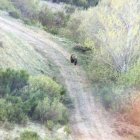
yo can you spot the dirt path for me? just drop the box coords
[0,16,122,140]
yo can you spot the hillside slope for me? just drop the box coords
[0,18,59,76]
[0,15,122,140]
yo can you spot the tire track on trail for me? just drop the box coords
[0,16,122,140]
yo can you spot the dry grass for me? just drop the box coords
[113,91,140,140]
[127,92,140,126]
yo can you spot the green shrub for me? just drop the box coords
[46,120,54,130]
[3,120,14,130]
[19,75,67,124]
[33,97,50,123]
[39,6,55,27]
[49,28,59,35]
[63,10,84,42]
[0,99,7,121]
[20,131,40,140]
[83,38,95,50]
[88,57,118,85]
[29,76,62,100]
[64,5,76,14]
[11,0,39,20]
[6,103,28,124]
[23,18,32,25]
[0,69,68,126]
[99,86,114,110]
[117,62,140,87]
[64,125,71,136]
[39,6,68,34]
[0,69,29,96]
[0,98,28,124]
[0,0,14,11]
[34,97,68,124]
[9,9,20,19]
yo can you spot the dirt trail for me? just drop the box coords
[0,16,122,140]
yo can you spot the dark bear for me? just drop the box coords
[70,54,77,65]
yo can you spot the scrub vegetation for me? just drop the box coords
[0,69,68,126]
[0,0,140,139]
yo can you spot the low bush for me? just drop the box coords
[3,120,14,130]
[46,120,54,130]
[9,9,20,19]
[39,6,68,34]
[0,0,14,11]
[11,0,39,20]
[24,76,68,124]
[34,97,68,124]
[0,69,68,126]
[6,102,28,124]
[29,76,63,100]
[62,10,85,42]
[64,125,71,136]
[0,0,70,35]
[20,131,40,140]
[0,99,7,121]
[117,62,140,87]
[0,68,29,97]
[0,98,28,124]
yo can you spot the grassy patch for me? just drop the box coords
[20,131,40,140]
[0,31,57,76]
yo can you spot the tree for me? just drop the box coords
[67,0,140,73]
[92,0,140,73]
